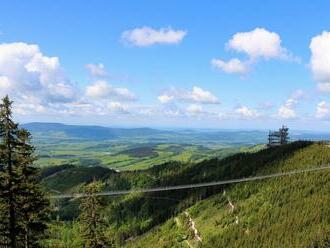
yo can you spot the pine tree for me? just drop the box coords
[0,96,49,248]
[16,129,49,248]
[79,180,109,248]
[0,96,20,247]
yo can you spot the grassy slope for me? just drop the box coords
[125,142,330,247]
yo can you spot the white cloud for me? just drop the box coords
[310,31,330,92]
[227,28,290,60]
[85,63,107,78]
[158,94,174,104]
[15,97,46,115]
[235,106,260,119]
[0,42,76,104]
[0,42,139,117]
[211,58,249,74]
[158,86,220,105]
[277,89,307,120]
[186,104,203,115]
[188,86,219,104]
[121,27,187,47]
[85,80,135,101]
[107,101,128,114]
[212,28,296,75]
[278,99,297,119]
[316,101,330,119]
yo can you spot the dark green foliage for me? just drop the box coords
[125,142,330,247]
[15,130,49,248]
[105,141,313,244]
[77,158,102,167]
[79,181,110,248]
[0,96,49,248]
[41,166,113,193]
[39,164,74,179]
[118,146,158,158]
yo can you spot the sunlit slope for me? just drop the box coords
[125,142,330,248]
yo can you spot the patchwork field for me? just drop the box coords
[35,140,257,170]
[25,123,328,171]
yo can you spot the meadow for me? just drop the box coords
[26,122,269,170]
[35,140,259,170]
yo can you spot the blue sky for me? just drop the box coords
[0,0,330,130]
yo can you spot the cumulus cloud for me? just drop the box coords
[121,27,187,46]
[310,31,330,92]
[85,63,107,78]
[0,42,76,104]
[277,89,307,120]
[235,106,260,119]
[85,80,136,101]
[0,42,138,117]
[227,28,290,60]
[316,101,330,119]
[278,99,297,119]
[211,58,249,74]
[212,28,297,75]
[158,94,174,104]
[186,86,219,104]
[107,101,129,114]
[186,104,203,115]
[158,86,219,104]
[15,95,47,115]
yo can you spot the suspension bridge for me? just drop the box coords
[49,164,330,199]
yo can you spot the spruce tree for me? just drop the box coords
[16,129,49,248]
[0,96,20,247]
[79,180,109,248]
[0,96,49,248]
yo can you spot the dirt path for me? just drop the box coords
[224,190,239,224]
[174,217,194,248]
[184,211,202,242]
[228,198,235,213]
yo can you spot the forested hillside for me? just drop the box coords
[124,142,330,248]
[44,141,330,247]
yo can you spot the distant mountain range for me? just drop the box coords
[21,122,330,145]
[22,122,172,140]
